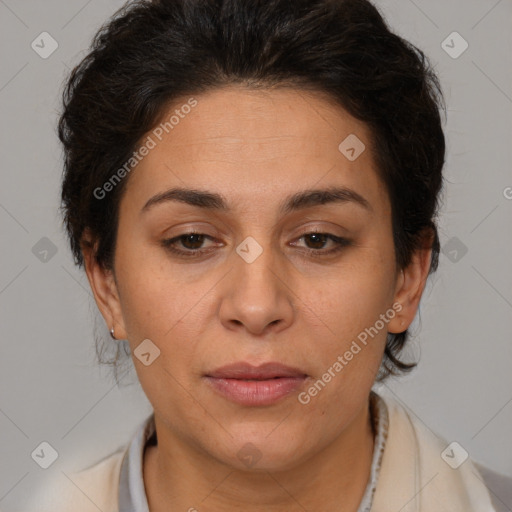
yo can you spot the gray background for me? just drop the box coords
[0,0,511,510]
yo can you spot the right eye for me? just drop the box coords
[161,232,219,258]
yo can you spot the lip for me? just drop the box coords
[204,362,308,406]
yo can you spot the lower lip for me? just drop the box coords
[204,376,307,406]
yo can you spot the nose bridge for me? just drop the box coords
[218,233,294,334]
[233,234,280,294]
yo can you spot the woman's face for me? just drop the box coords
[87,86,426,471]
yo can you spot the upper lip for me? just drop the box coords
[205,362,308,380]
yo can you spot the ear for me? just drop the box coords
[81,232,127,340]
[387,243,433,334]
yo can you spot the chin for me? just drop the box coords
[211,429,312,472]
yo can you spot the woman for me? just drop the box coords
[29,0,508,510]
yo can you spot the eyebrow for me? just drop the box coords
[141,185,372,215]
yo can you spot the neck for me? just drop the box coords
[144,399,375,512]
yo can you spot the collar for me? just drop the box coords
[371,390,497,511]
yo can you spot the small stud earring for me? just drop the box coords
[110,327,116,340]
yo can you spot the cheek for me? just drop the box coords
[306,250,396,334]
[297,248,396,379]
[113,243,181,339]
[114,247,221,378]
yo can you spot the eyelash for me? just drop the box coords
[161,230,351,259]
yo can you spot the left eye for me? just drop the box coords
[291,232,351,255]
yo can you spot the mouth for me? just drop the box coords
[204,362,308,406]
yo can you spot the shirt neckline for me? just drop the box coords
[119,390,389,512]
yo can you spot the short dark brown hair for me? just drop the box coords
[59,0,446,381]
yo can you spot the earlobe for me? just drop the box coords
[81,236,127,340]
[387,247,432,334]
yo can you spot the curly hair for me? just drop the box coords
[59,0,446,382]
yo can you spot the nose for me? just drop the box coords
[218,236,295,336]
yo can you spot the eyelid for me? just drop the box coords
[164,225,346,245]
[161,228,352,260]
[292,223,348,238]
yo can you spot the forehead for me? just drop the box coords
[153,86,371,156]
[122,86,387,215]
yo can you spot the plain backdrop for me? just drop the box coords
[0,0,511,510]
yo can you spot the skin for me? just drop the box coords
[83,85,432,511]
